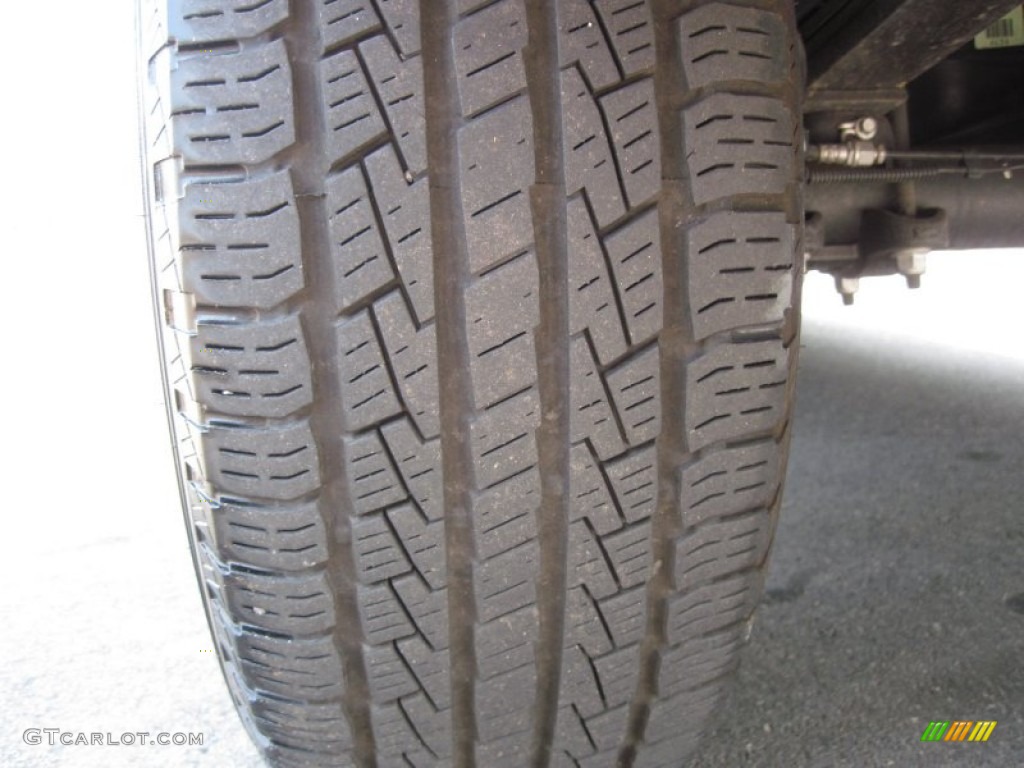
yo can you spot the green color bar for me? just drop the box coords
[921,721,950,741]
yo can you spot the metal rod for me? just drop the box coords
[885,150,1024,162]
[891,104,917,215]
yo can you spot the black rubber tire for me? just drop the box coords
[138,1,804,766]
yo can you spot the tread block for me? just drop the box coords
[192,314,312,418]
[221,568,335,634]
[375,0,421,57]
[666,573,760,645]
[468,387,540,490]
[656,625,746,698]
[593,645,639,708]
[580,752,619,768]
[211,498,327,571]
[375,291,441,439]
[163,41,294,165]
[165,0,289,44]
[343,430,408,515]
[325,165,396,312]
[459,96,536,274]
[320,50,388,166]
[335,311,402,431]
[570,337,627,461]
[353,513,412,584]
[381,419,444,522]
[474,466,541,560]
[178,171,303,309]
[567,198,628,365]
[453,0,528,117]
[557,0,621,91]
[554,702,597,761]
[603,520,651,589]
[236,631,343,702]
[561,67,626,229]
[600,78,660,208]
[564,586,614,658]
[365,643,419,703]
[317,0,382,53]
[568,520,619,600]
[597,584,647,647]
[584,703,630,752]
[604,208,663,346]
[248,691,353,744]
[687,211,794,340]
[357,583,414,644]
[680,440,780,527]
[558,646,606,720]
[393,575,449,649]
[370,700,432,764]
[399,636,452,709]
[475,604,538,680]
[387,504,447,590]
[637,685,727,761]
[365,145,436,323]
[465,254,540,409]
[204,422,320,501]
[473,541,539,622]
[370,696,450,765]
[606,344,660,446]
[603,443,656,529]
[569,444,622,537]
[683,93,794,205]
[678,4,789,90]
[673,510,771,592]
[595,0,655,76]
[683,339,789,451]
[402,693,454,760]
[474,663,536,748]
[361,36,428,174]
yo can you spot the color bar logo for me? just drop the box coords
[921,721,997,742]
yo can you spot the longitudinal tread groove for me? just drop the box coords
[420,2,476,767]
[140,0,803,765]
[523,1,570,765]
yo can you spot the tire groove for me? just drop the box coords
[421,1,477,766]
[525,1,571,764]
[285,4,376,765]
[620,2,691,762]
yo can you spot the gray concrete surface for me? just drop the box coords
[0,2,1021,765]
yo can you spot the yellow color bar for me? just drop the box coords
[967,721,997,742]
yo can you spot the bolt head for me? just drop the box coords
[856,117,878,140]
[896,250,927,276]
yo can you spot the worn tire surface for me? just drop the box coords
[138,1,804,766]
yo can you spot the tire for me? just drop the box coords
[138,1,804,766]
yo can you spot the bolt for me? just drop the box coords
[835,276,860,305]
[856,116,878,140]
[896,250,927,289]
